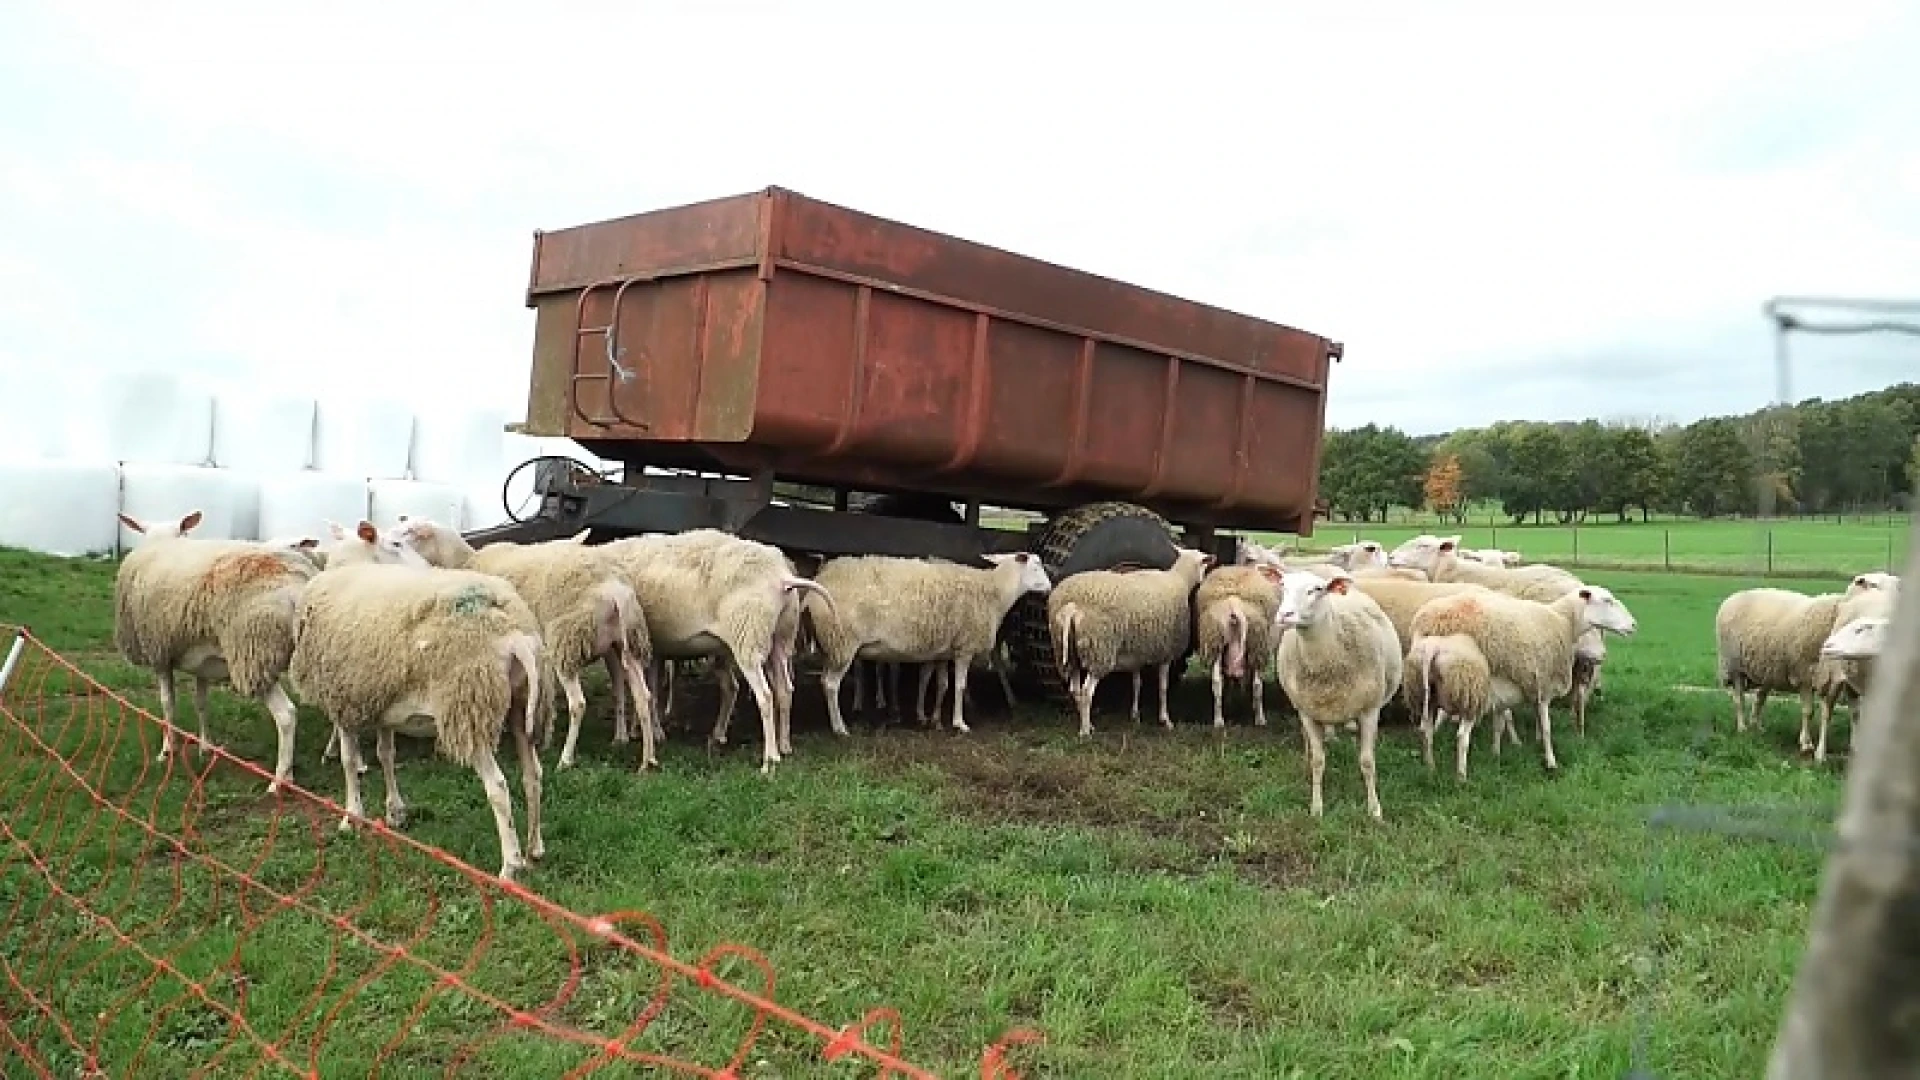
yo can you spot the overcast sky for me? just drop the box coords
[3,1,1916,439]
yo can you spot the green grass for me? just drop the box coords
[1280,516,1909,578]
[0,547,1866,1078]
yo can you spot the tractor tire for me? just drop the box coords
[1005,501,1199,705]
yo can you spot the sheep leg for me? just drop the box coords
[1455,714,1475,780]
[882,662,898,717]
[735,658,783,775]
[710,665,739,746]
[619,652,657,771]
[603,653,629,746]
[1813,691,1835,764]
[1358,707,1383,820]
[1156,662,1173,730]
[927,663,951,720]
[1572,681,1590,738]
[1299,715,1328,817]
[319,725,369,773]
[916,664,940,728]
[191,675,217,755]
[1073,672,1101,738]
[470,743,530,881]
[511,704,545,862]
[821,659,853,737]
[1210,659,1227,728]
[375,728,409,829]
[769,654,794,757]
[1796,687,1816,754]
[850,660,867,712]
[993,648,1017,710]
[1752,688,1772,730]
[948,655,972,734]
[1418,707,1437,772]
[335,724,367,832]
[556,674,590,770]
[662,659,678,720]
[1535,699,1559,772]
[1251,671,1267,728]
[1128,671,1143,725]
[259,681,299,795]
[154,670,180,762]
[1726,673,1749,733]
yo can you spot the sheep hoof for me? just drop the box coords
[528,839,545,862]
[779,740,794,756]
[337,816,355,834]
[265,779,283,796]
[951,722,971,735]
[155,748,171,763]
[385,806,409,829]
[610,732,630,746]
[499,857,529,882]
[557,754,576,771]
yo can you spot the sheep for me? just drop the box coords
[1236,536,1418,581]
[1272,570,1404,819]
[1350,577,1500,653]
[802,552,1052,735]
[921,637,1022,720]
[1401,633,1531,779]
[1714,586,1848,748]
[1410,583,1638,772]
[1193,562,1283,728]
[391,517,657,771]
[112,509,314,794]
[1389,535,1609,733]
[1821,614,1890,666]
[599,529,832,774]
[708,555,808,757]
[288,558,549,882]
[1047,547,1213,737]
[1805,579,1902,762]
[1459,548,1525,568]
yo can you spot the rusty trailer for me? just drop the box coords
[483,186,1341,691]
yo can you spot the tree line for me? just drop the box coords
[1318,382,1920,524]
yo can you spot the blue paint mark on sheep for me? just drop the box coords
[450,585,495,617]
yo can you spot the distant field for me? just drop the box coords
[0,547,1872,1077]
[1279,516,1910,578]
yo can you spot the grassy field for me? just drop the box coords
[1277,516,1909,578]
[0,546,1872,1078]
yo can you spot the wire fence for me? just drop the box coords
[0,626,1040,1079]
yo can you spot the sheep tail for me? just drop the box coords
[1052,601,1084,684]
[1222,599,1248,679]
[506,631,541,740]
[784,575,835,615]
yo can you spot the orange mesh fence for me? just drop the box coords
[0,626,1040,1079]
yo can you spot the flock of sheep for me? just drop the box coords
[105,509,1902,880]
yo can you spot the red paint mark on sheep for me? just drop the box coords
[204,553,301,591]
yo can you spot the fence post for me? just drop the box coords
[1491,526,1498,550]
[1572,525,1579,564]
[1664,530,1671,571]
[0,629,26,700]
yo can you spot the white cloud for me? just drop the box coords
[1,0,1915,441]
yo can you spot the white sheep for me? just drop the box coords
[1714,586,1847,748]
[1193,563,1283,728]
[392,517,657,772]
[1805,578,1902,762]
[803,553,1051,735]
[112,509,313,793]
[1458,548,1525,568]
[1390,535,1609,733]
[1402,633,1530,780]
[288,556,549,882]
[707,554,808,757]
[1410,583,1638,772]
[1047,547,1213,737]
[1272,570,1404,819]
[599,529,832,774]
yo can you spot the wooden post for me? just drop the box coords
[1766,506,1920,1076]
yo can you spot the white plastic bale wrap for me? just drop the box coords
[312,394,415,480]
[117,463,249,551]
[101,370,216,466]
[0,459,122,556]
[256,472,371,547]
[369,478,465,534]
[410,405,507,489]
[211,388,317,472]
[0,367,59,459]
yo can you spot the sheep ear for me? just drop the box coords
[294,537,318,550]
[1578,587,1593,600]
[179,510,203,534]
[1013,552,1030,564]
[356,521,378,544]
[117,513,146,534]
[1257,565,1282,585]
[1853,575,1868,588]
[1438,539,1456,553]
[1327,575,1351,595]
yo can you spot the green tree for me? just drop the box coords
[1607,425,1665,522]
[1317,424,1429,522]
[1502,424,1574,525]
[1909,434,1920,495]
[1670,417,1753,518]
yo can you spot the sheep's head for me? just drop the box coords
[1575,585,1636,637]
[118,509,203,541]
[1275,570,1350,631]
[1821,616,1889,661]
[1388,535,1460,572]
[326,519,429,568]
[986,551,1053,596]
[1846,571,1900,599]
[1330,541,1388,571]
[1234,537,1284,569]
